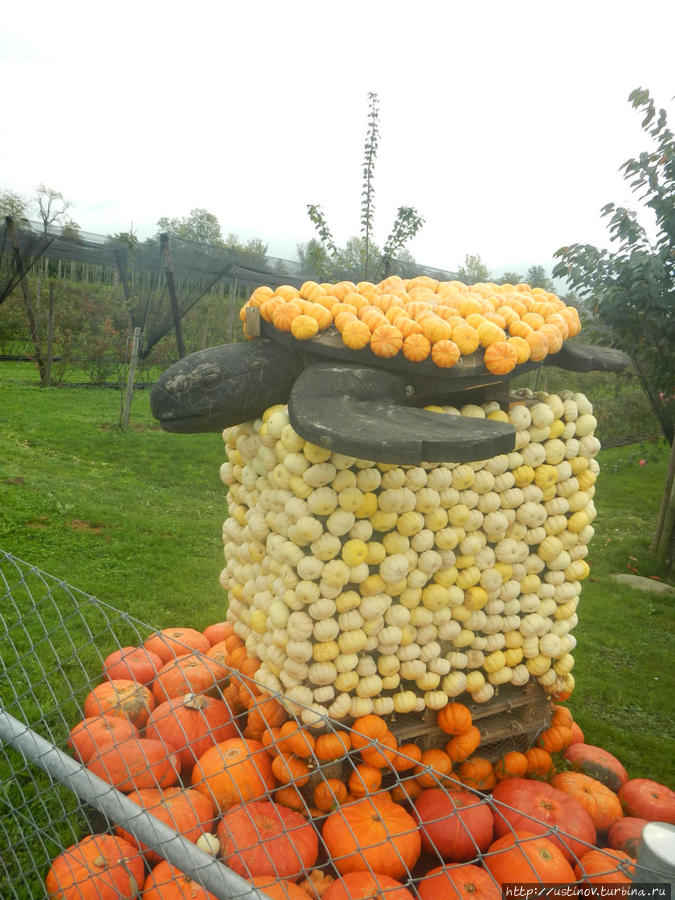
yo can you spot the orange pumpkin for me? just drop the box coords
[525,329,549,362]
[144,627,211,664]
[414,748,454,789]
[458,757,496,792]
[144,693,237,774]
[102,645,163,684]
[445,725,481,763]
[191,738,275,811]
[83,679,155,730]
[272,752,311,789]
[507,335,531,364]
[431,338,461,368]
[87,736,181,793]
[349,715,389,751]
[314,731,352,761]
[141,860,219,899]
[321,794,421,879]
[402,332,431,362]
[450,323,479,356]
[216,799,319,882]
[272,301,303,332]
[369,323,403,358]
[314,777,349,812]
[416,863,501,900]
[151,653,228,705]
[348,763,382,797]
[323,871,416,900]
[45,834,145,900]
[536,723,573,754]
[359,730,398,769]
[275,720,316,759]
[245,692,289,739]
[115,786,215,864]
[202,621,231,646]
[68,715,139,764]
[494,751,528,781]
[291,313,319,340]
[390,742,423,773]
[341,318,371,350]
[524,747,556,779]
[574,848,635,884]
[437,702,473,736]
[250,876,315,900]
[274,784,307,813]
[483,341,518,375]
[551,771,624,832]
[484,831,575,886]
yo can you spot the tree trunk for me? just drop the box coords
[652,436,675,570]
[6,217,47,385]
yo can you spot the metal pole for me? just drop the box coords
[0,710,271,900]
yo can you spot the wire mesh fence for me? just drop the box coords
[0,549,666,899]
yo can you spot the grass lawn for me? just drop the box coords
[0,362,674,896]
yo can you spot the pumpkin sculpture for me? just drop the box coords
[151,278,629,720]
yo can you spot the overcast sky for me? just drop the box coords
[2,0,673,280]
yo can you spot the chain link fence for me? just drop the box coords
[0,550,665,898]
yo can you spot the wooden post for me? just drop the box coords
[160,233,186,358]
[121,327,142,429]
[6,216,47,385]
[45,280,55,387]
[228,277,238,341]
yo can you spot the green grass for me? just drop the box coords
[0,363,226,626]
[564,443,674,788]
[0,363,674,897]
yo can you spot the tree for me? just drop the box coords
[34,185,71,235]
[0,189,30,225]
[498,271,525,285]
[457,253,491,283]
[59,219,82,242]
[223,233,269,269]
[156,208,223,248]
[306,91,424,282]
[553,87,674,568]
[525,264,555,291]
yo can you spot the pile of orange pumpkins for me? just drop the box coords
[46,622,675,899]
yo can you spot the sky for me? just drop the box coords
[1,0,673,281]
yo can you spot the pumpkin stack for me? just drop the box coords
[220,277,601,727]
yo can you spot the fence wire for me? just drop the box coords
[0,550,664,899]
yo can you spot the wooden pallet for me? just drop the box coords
[306,680,551,798]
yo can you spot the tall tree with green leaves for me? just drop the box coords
[553,87,674,568]
[306,91,424,282]
[0,189,30,225]
[157,208,223,248]
[525,265,555,291]
[457,253,491,283]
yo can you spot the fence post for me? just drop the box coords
[228,277,238,341]
[45,280,55,387]
[160,233,186,359]
[121,327,141,429]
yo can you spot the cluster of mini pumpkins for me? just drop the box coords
[46,627,675,898]
[240,276,581,375]
[219,387,600,724]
